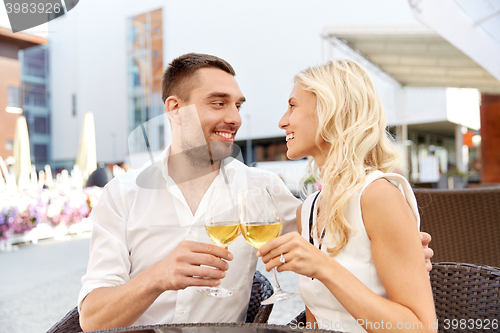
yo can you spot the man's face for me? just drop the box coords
[178,67,245,165]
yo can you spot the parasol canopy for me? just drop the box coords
[13,116,31,189]
[75,112,97,182]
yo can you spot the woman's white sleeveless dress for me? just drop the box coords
[298,171,420,332]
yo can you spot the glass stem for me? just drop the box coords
[272,267,284,292]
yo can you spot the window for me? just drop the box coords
[23,82,46,107]
[34,116,49,134]
[23,48,46,78]
[23,93,46,107]
[34,144,48,162]
[7,86,20,107]
[5,139,13,150]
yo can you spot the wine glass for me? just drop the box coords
[239,187,298,304]
[198,184,241,298]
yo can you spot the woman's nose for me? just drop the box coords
[278,112,289,130]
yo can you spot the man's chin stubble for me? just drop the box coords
[181,142,232,168]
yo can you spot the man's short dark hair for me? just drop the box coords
[161,53,236,103]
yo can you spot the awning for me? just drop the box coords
[409,0,500,84]
[323,25,500,94]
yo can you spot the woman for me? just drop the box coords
[257,60,436,332]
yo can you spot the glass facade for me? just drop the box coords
[19,44,51,170]
[127,8,164,154]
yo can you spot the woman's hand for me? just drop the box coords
[257,232,332,280]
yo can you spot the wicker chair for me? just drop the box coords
[431,262,500,333]
[414,187,500,267]
[289,262,500,332]
[245,270,274,323]
[47,271,274,333]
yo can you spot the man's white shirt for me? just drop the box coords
[78,147,301,325]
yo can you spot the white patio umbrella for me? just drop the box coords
[0,156,16,192]
[44,164,54,187]
[0,156,9,184]
[0,158,5,191]
[13,116,31,189]
[75,112,97,183]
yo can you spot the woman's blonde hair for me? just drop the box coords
[295,59,400,256]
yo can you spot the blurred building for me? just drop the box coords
[19,45,51,171]
[0,27,47,169]
[45,0,500,185]
[127,8,164,156]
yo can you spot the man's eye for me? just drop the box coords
[213,102,224,107]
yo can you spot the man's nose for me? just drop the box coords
[226,105,242,126]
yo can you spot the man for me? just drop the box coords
[78,53,301,331]
[79,53,433,331]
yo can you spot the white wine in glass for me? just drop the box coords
[240,187,298,305]
[239,222,282,249]
[198,185,240,298]
[205,222,240,247]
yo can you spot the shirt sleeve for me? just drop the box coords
[78,178,131,311]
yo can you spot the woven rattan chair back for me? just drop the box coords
[246,270,274,323]
[46,306,80,333]
[46,271,274,332]
[431,262,500,333]
[414,187,500,267]
[288,262,500,331]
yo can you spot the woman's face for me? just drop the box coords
[279,83,327,165]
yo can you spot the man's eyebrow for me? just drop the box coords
[206,92,230,99]
[205,92,246,103]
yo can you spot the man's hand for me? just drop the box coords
[419,232,434,273]
[150,240,233,291]
[80,240,233,331]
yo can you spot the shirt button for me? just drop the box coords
[179,309,185,314]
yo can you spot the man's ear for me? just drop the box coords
[165,96,181,125]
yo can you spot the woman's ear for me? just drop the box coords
[165,96,181,125]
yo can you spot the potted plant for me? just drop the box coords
[303,175,316,196]
[444,168,468,189]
